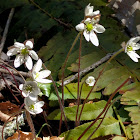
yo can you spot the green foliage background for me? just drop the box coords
[0,0,140,139]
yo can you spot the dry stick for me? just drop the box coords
[25,110,37,140]
[77,48,124,123]
[75,33,83,127]
[0,68,30,78]
[0,59,27,82]
[0,8,15,54]
[29,0,73,29]
[0,64,19,88]
[59,32,81,135]
[42,63,68,131]
[0,73,20,103]
[78,77,130,140]
[62,49,123,86]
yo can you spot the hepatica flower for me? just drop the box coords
[86,76,95,86]
[32,59,52,83]
[7,40,38,70]
[19,81,40,101]
[85,3,100,17]
[76,4,105,46]
[125,37,140,62]
[24,97,44,115]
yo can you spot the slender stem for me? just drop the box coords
[78,48,124,123]
[42,111,52,136]
[42,63,68,131]
[25,110,37,140]
[87,96,121,140]
[75,33,83,126]
[59,32,81,133]
[78,77,130,140]
[61,32,81,105]
[113,106,128,138]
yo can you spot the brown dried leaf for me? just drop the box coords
[0,101,19,115]
[43,136,64,140]
[0,111,13,122]
[6,131,42,140]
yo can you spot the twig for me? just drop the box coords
[0,68,30,77]
[0,8,15,54]
[62,49,122,86]
[29,0,73,29]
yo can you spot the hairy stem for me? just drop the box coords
[78,77,130,140]
[78,48,124,123]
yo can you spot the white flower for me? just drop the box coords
[76,18,105,46]
[24,97,44,115]
[125,37,140,62]
[32,59,52,83]
[7,40,38,70]
[19,81,40,101]
[86,76,95,86]
[85,3,100,17]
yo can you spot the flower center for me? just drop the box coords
[35,72,40,79]
[127,45,133,52]
[29,104,34,110]
[25,85,33,93]
[86,23,93,32]
[21,48,29,55]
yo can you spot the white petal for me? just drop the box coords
[22,91,29,97]
[35,108,43,114]
[90,31,99,46]
[127,51,139,62]
[25,55,33,70]
[29,94,38,101]
[7,48,19,56]
[133,43,140,50]
[29,50,38,60]
[94,24,105,33]
[36,78,52,84]
[14,54,24,68]
[128,36,140,44]
[92,10,100,16]
[36,101,44,108]
[75,23,85,31]
[19,84,23,90]
[83,30,90,42]
[84,18,91,24]
[85,3,94,16]
[14,42,24,48]
[32,59,42,73]
[38,70,51,79]
[25,41,33,49]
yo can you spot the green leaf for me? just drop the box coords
[37,83,52,97]
[60,116,121,140]
[94,66,132,91]
[112,136,127,140]
[64,82,101,100]
[120,82,140,105]
[103,75,130,95]
[47,100,113,121]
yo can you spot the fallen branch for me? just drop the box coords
[62,49,122,85]
[0,8,15,54]
[0,68,30,78]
